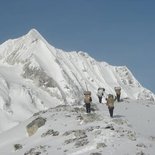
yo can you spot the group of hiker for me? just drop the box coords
[83,86,121,118]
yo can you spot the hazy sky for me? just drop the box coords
[0,0,155,93]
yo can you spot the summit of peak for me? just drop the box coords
[26,28,45,41]
[27,28,40,35]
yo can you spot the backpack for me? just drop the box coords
[106,94,115,107]
[114,87,121,91]
[84,91,91,95]
[114,87,121,94]
[97,88,105,96]
[108,94,114,99]
[84,95,92,104]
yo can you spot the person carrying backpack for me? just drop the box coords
[84,91,92,113]
[97,88,105,103]
[114,87,121,102]
[106,94,116,118]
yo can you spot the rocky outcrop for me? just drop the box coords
[41,129,59,137]
[14,144,23,151]
[26,117,46,136]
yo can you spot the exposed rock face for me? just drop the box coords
[96,143,107,149]
[14,144,23,151]
[26,117,46,136]
[63,129,88,146]
[24,145,49,155]
[41,129,59,137]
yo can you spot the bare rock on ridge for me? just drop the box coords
[26,117,46,136]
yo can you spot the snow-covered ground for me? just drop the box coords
[0,29,155,154]
[0,99,154,155]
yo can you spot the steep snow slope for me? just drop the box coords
[0,29,154,101]
[0,29,154,133]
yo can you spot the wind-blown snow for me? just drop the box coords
[0,29,155,155]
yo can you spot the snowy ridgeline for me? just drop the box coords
[0,99,155,155]
[0,29,155,132]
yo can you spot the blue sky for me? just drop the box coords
[0,0,155,93]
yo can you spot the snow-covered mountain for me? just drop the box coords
[0,29,155,132]
[0,29,155,155]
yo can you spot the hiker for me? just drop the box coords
[114,87,121,102]
[84,91,92,113]
[97,88,105,103]
[106,94,116,118]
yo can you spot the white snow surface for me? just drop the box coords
[0,29,155,155]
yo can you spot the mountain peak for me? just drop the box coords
[26,28,45,41]
[0,29,154,102]
[27,28,41,36]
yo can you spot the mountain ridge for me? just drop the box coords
[0,29,154,102]
[0,29,155,155]
[0,29,154,132]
